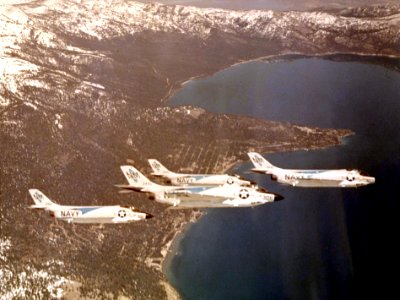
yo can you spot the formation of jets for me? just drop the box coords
[116,165,283,208]
[30,153,375,223]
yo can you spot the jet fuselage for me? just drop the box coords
[44,205,152,223]
[262,169,375,187]
[165,174,251,186]
[248,152,375,188]
[29,189,152,223]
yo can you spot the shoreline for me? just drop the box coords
[163,52,400,105]
[161,210,204,299]
[161,209,203,274]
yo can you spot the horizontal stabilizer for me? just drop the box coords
[117,189,134,194]
[166,206,194,210]
[115,184,144,193]
[29,204,48,209]
[115,184,131,188]
[112,216,142,223]
[250,168,269,174]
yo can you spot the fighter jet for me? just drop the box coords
[116,165,284,208]
[148,159,252,186]
[248,152,375,188]
[29,189,153,223]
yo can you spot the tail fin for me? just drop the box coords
[247,152,277,173]
[29,189,56,208]
[120,165,155,188]
[148,159,175,176]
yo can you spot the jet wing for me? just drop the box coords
[250,168,270,174]
[167,190,227,201]
[166,198,243,209]
[339,181,353,187]
[114,184,143,192]
[168,195,237,208]
[112,217,128,223]
[29,204,48,210]
[339,179,367,187]
[112,216,142,223]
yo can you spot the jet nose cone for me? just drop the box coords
[145,213,154,219]
[273,193,284,201]
[368,177,376,184]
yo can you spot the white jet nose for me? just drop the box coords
[366,176,375,184]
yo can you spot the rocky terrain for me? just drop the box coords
[1,0,399,298]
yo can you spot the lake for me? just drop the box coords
[167,57,400,299]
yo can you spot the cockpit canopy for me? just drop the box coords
[121,205,148,214]
[120,205,137,212]
[358,170,370,176]
[346,169,370,177]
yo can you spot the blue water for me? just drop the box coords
[168,58,400,299]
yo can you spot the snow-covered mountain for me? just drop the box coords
[2,0,398,39]
[1,1,398,298]
[1,0,399,110]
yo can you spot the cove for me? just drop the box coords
[167,57,400,300]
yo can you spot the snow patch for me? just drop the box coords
[0,238,12,261]
[34,30,62,48]
[306,11,338,26]
[1,243,69,300]
[0,5,29,24]
[55,113,63,129]
[0,58,39,93]
[25,79,48,89]
[84,81,105,90]
[127,134,133,146]
[25,102,37,110]
[0,58,38,76]
[0,95,10,107]
[0,265,70,299]
[1,120,19,125]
